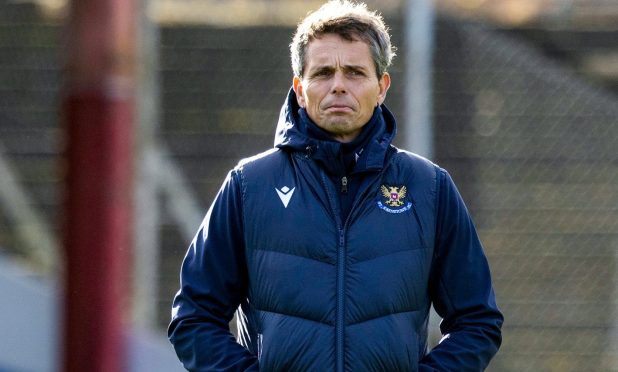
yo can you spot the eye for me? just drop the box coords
[309,69,331,79]
[347,69,365,77]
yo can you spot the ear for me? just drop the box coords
[376,72,391,106]
[293,76,306,108]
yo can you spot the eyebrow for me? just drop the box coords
[308,64,369,75]
[344,65,368,72]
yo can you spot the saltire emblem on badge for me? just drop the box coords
[378,185,412,213]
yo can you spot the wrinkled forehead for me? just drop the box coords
[304,34,374,68]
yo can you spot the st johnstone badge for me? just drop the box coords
[378,185,413,213]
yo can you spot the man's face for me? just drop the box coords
[293,33,391,143]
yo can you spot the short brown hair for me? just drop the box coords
[290,0,396,78]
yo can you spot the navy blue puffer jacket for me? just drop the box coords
[169,90,503,371]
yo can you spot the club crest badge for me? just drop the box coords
[378,185,413,213]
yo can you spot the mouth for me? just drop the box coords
[325,104,353,113]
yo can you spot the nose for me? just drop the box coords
[330,71,347,94]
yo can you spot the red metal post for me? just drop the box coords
[61,0,136,371]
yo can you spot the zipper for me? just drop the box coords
[319,171,346,372]
[320,169,384,372]
[335,178,376,372]
[341,176,348,194]
[336,229,345,372]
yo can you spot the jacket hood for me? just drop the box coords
[274,88,398,171]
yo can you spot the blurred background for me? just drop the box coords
[0,0,617,370]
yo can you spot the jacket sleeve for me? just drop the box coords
[419,169,503,371]
[168,169,259,371]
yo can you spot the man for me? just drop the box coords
[169,1,503,371]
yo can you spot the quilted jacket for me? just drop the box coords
[168,90,503,371]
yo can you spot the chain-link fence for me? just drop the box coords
[0,1,61,269]
[0,1,617,371]
[433,17,618,371]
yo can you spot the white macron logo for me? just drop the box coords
[275,186,295,208]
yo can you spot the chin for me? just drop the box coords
[323,117,354,127]
[325,124,353,134]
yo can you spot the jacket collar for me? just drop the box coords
[274,88,397,174]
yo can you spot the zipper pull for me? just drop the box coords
[341,176,348,194]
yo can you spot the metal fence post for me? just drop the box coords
[61,0,137,370]
[133,0,161,330]
[404,0,435,160]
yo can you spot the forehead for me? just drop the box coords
[305,34,373,67]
